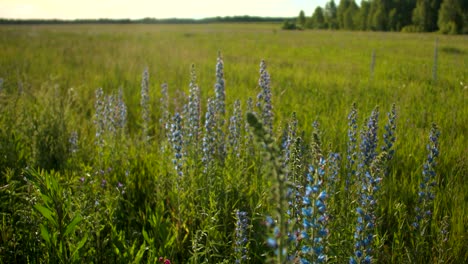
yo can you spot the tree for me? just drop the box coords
[305,16,314,29]
[324,0,339,29]
[368,0,396,31]
[389,0,417,31]
[412,0,443,31]
[311,7,327,29]
[338,0,352,29]
[357,0,371,30]
[345,1,359,30]
[438,0,463,34]
[338,0,359,30]
[388,8,399,31]
[463,0,468,33]
[282,20,297,30]
[297,10,306,29]
[372,8,388,30]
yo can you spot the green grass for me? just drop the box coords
[0,23,467,263]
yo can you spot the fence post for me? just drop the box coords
[432,39,438,82]
[370,49,376,81]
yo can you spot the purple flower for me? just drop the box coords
[234,210,250,263]
[414,124,440,233]
[256,60,273,134]
[141,68,150,141]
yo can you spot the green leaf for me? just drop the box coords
[142,228,150,243]
[64,214,83,237]
[133,241,147,264]
[70,233,88,261]
[164,233,176,249]
[40,224,51,245]
[34,204,57,227]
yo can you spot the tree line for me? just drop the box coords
[0,16,286,25]
[284,0,467,34]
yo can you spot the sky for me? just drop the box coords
[0,0,329,20]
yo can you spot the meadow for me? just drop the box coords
[0,23,467,263]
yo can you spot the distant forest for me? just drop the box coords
[0,16,286,25]
[1,0,466,34]
[286,0,467,34]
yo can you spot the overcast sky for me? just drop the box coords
[0,0,329,19]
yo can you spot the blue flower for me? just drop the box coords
[140,68,150,141]
[256,60,273,134]
[302,207,313,217]
[267,238,277,248]
[298,153,330,263]
[234,210,249,263]
[413,124,440,233]
[170,113,184,177]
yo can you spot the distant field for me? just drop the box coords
[0,24,467,263]
[1,23,466,166]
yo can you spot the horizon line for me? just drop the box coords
[0,15,295,21]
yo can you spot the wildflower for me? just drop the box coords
[300,158,329,264]
[247,97,254,113]
[256,60,273,135]
[352,151,387,264]
[94,88,106,148]
[69,131,79,154]
[116,182,125,194]
[247,113,289,262]
[159,83,170,142]
[170,113,184,177]
[244,97,255,156]
[94,87,127,148]
[214,52,226,118]
[327,152,340,196]
[267,237,277,248]
[214,54,227,160]
[101,179,107,188]
[382,104,397,163]
[141,68,150,141]
[234,210,250,263]
[104,93,117,135]
[350,107,386,264]
[202,98,217,172]
[115,88,127,131]
[228,100,243,157]
[185,65,201,149]
[346,103,358,191]
[158,257,171,264]
[282,112,298,176]
[359,107,379,167]
[413,124,440,233]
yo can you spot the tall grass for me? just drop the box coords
[0,24,466,263]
